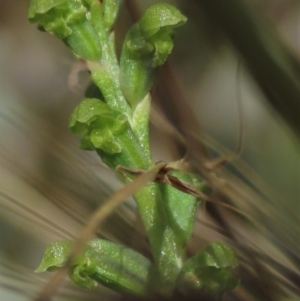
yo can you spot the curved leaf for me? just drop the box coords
[103,0,123,30]
[161,171,204,246]
[35,240,73,272]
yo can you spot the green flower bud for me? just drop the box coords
[28,0,102,60]
[36,239,153,296]
[69,98,148,169]
[69,98,129,154]
[177,242,239,299]
[120,3,187,109]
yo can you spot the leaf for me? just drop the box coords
[35,240,73,272]
[120,3,187,109]
[131,94,151,164]
[177,242,239,299]
[161,171,203,246]
[103,0,123,30]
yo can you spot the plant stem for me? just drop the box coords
[88,23,184,297]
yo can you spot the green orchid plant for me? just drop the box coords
[28,0,239,299]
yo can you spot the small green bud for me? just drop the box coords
[36,239,153,296]
[69,98,129,154]
[177,242,239,299]
[28,0,102,60]
[139,3,187,40]
[120,3,187,109]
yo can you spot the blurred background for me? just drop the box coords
[0,0,299,300]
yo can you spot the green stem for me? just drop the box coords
[87,2,131,118]
[97,135,184,295]
[86,17,184,295]
[134,183,184,295]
